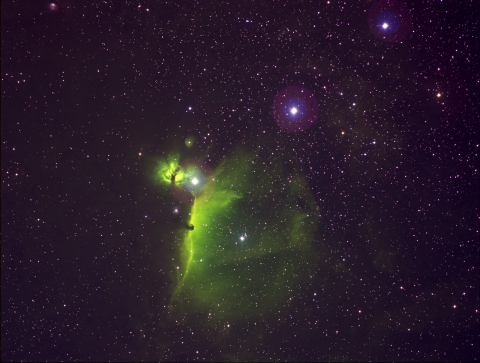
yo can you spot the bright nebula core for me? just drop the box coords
[368,0,412,42]
[272,86,318,132]
[165,158,215,205]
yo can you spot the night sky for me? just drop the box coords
[2,0,478,361]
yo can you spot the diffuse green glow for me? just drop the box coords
[153,154,185,186]
[168,147,319,326]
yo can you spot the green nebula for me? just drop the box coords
[167,147,320,327]
[153,153,182,185]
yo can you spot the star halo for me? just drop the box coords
[170,158,214,205]
[272,86,318,132]
[368,0,413,42]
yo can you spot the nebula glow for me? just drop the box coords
[168,147,320,327]
[154,153,182,185]
[154,157,214,205]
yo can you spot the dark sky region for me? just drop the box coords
[2,0,478,361]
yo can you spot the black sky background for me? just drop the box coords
[2,0,479,361]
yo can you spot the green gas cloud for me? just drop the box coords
[163,146,319,328]
[153,153,182,185]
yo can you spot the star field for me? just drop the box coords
[2,0,478,361]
